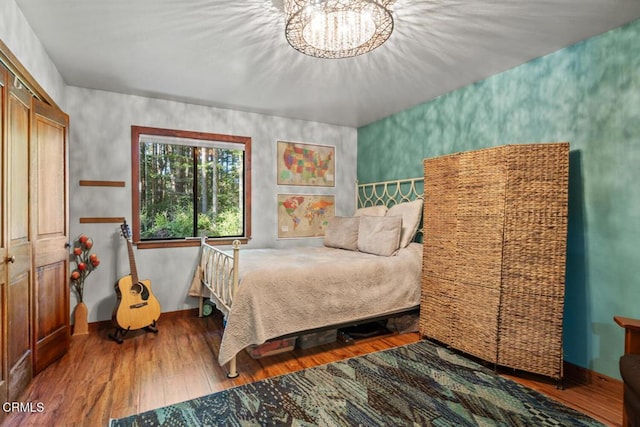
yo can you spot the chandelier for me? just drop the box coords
[283,0,394,59]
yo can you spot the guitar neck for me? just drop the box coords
[126,239,140,284]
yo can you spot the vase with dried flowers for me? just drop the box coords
[70,234,100,335]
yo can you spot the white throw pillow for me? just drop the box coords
[357,215,402,257]
[324,216,360,251]
[386,199,423,248]
[354,205,387,217]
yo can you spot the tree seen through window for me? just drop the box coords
[132,126,251,245]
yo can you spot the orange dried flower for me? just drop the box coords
[70,234,100,303]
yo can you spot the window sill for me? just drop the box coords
[135,237,250,249]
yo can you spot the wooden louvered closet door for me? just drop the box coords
[5,67,33,401]
[31,98,70,375]
[0,59,70,414]
[0,61,8,408]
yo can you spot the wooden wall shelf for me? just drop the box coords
[79,217,125,224]
[79,180,125,187]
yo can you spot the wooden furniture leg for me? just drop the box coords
[227,356,239,378]
[614,315,640,427]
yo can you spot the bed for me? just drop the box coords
[195,178,424,377]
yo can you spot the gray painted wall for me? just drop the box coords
[0,0,66,109]
[2,0,358,324]
[66,86,357,322]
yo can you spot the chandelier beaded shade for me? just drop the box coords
[283,0,394,59]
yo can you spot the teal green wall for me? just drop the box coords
[358,19,640,380]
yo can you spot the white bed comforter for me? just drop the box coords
[217,243,422,365]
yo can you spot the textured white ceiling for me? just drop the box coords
[15,0,640,127]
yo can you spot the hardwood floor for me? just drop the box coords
[2,311,623,426]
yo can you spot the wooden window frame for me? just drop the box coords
[131,125,252,249]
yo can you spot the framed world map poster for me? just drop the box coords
[277,194,335,238]
[277,141,335,187]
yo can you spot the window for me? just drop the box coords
[131,126,251,248]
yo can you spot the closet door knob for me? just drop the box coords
[7,255,15,264]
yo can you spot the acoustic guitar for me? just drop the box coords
[111,220,161,342]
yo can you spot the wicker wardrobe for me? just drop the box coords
[420,142,569,380]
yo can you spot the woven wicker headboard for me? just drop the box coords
[356,177,424,240]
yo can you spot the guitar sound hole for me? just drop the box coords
[131,283,150,301]
[140,284,150,300]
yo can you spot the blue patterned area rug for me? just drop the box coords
[110,340,604,426]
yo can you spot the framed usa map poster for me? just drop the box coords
[277,141,335,187]
[277,194,335,238]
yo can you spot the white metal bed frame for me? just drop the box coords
[198,177,423,378]
[357,176,424,208]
